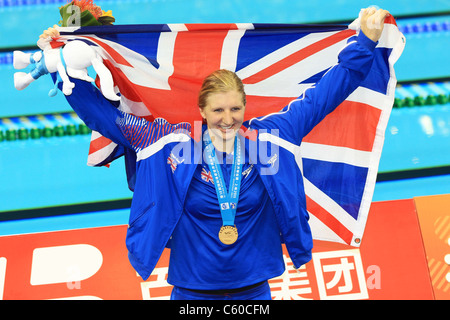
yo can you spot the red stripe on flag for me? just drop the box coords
[89,135,113,154]
[50,38,65,49]
[242,29,356,85]
[385,14,397,26]
[244,95,296,120]
[303,100,382,152]
[172,26,233,82]
[306,195,353,244]
[135,24,235,126]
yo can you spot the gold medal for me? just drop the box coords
[218,225,238,245]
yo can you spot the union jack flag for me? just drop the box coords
[201,167,214,185]
[57,17,405,246]
[167,154,177,173]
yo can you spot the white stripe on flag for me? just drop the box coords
[377,23,405,49]
[119,95,152,117]
[74,34,174,90]
[242,37,349,97]
[90,130,103,140]
[308,212,344,244]
[346,87,391,110]
[87,140,118,166]
[221,28,247,71]
[237,31,341,80]
[167,24,188,32]
[300,142,372,168]
[303,176,357,234]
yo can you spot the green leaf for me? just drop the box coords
[98,15,115,25]
[59,2,102,27]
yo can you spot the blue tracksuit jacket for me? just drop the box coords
[64,31,376,280]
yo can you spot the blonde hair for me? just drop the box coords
[198,69,246,109]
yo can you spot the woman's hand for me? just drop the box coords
[39,25,60,40]
[360,7,390,42]
[37,25,60,50]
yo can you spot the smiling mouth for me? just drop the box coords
[208,125,238,142]
[211,125,236,140]
[220,124,233,130]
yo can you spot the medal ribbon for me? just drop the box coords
[204,131,243,226]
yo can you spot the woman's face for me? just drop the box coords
[199,90,246,144]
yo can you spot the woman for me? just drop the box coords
[42,7,389,300]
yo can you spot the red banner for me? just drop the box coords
[0,198,440,300]
[414,194,450,300]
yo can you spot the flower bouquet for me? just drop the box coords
[59,0,115,27]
